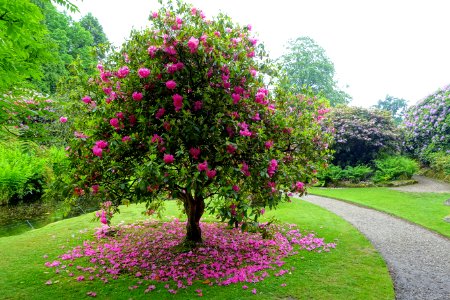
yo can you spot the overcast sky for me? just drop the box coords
[71,0,450,107]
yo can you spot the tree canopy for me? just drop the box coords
[65,0,333,243]
[279,36,351,106]
[374,95,408,125]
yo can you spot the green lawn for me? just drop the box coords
[310,187,450,238]
[0,200,394,299]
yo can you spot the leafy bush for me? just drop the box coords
[317,164,373,186]
[403,85,449,160]
[423,152,450,182]
[0,142,45,205]
[330,106,400,166]
[343,165,373,183]
[373,156,418,182]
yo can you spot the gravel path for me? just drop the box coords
[391,175,450,193]
[302,194,450,300]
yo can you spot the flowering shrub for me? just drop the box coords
[67,0,332,242]
[45,219,335,295]
[403,84,450,160]
[330,106,400,166]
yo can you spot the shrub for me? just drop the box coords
[403,84,450,160]
[317,164,373,186]
[423,152,450,182]
[330,106,400,166]
[343,165,373,183]
[64,0,333,242]
[373,156,418,182]
[0,142,45,205]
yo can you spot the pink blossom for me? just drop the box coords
[206,169,216,179]
[166,80,177,90]
[163,154,174,164]
[77,275,85,281]
[214,31,221,37]
[59,117,67,123]
[164,46,177,56]
[252,113,261,121]
[247,24,252,31]
[267,159,278,177]
[242,285,248,290]
[172,94,183,111]
[151,134,163,144]
[193,101,203,111]
[82,96,92,104]
[188,37,199,53]
[260,208,265,215]
[91,185,100,194]
[109,118,119,128]
[250,69,258,77]
[148,46,158,57]
[138,68,150,78]
[293,181,305,192]
[95,140,108,149]
[226,144,236,154]
[151,12,158,18]
[241,162,250,176]
[247,51,255,58]
[189,148,201,159]
[197,161,208,172]
[116,66,130,78]
[232,185,240,192]
[265,140,274,149]
[92,146,103,157]
[122,136,131,142]
[100,216,107,224]
[231,93,241,104]
[252,288,257,294]
[132,92,143,101]
[155,108,166,119]
[86,291,97,297]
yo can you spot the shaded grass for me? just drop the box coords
[310,187,450,238]
[0,200,394,299]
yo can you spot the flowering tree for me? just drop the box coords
[403,85,450,160]
[67,0,332,243]
[330,106,400,166]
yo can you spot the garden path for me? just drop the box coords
[302,194,450,300]
[390,175,450,193]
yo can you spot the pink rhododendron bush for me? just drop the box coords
[45,219,335,295]
[65,0,332,243]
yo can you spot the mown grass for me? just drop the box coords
[310,187,450,238]
[0,199,394,299]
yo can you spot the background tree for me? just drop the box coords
[79,12,109,59]
[65,0,333,244]
[330,106,400,166]
[279,36,351,106]
[374,95,408,125]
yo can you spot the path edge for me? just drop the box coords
[304,193,450,242]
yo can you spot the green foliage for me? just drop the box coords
[0,0,50,94]
[373,156,418,183]
[65,0,333,238]
[31,0,102,94]
[279,36,351,106]
[0,142,45,205]
[423,152,450,182]
[331,106,400,166]
[374,95,408,125]
[79,12,109,59]
[317,164,373,186]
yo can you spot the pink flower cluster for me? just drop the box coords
[267,159,278,177]
[44,220,335,295]
[92,140,108,158]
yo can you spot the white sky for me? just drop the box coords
[71,0,450,107]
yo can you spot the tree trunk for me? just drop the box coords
[183,194,205,243]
